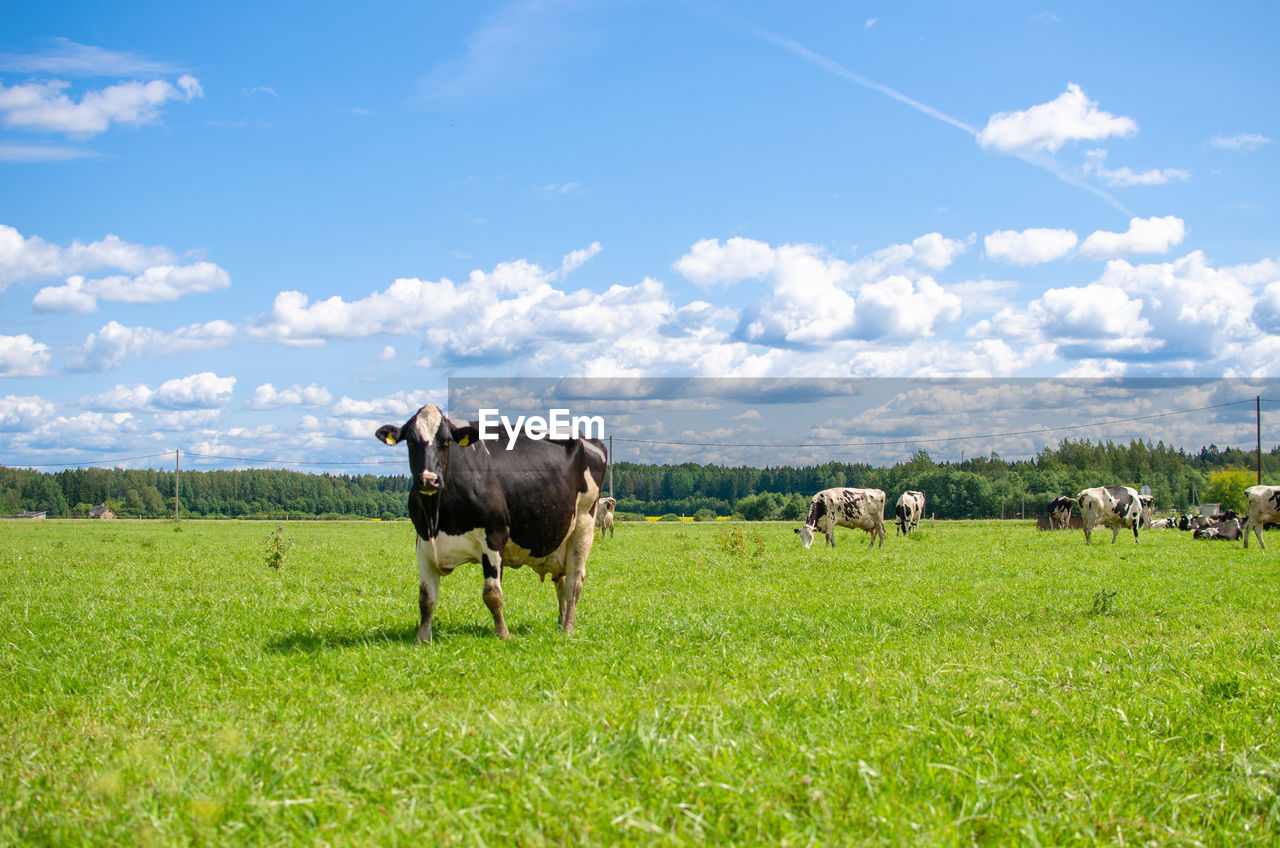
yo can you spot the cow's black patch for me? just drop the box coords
[806,498,828,526]
[482,555,498,581]
[1104,485,1133,516]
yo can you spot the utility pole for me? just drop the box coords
[608,435,614,498]
[1258,396,1263,485]
[174,449,180,521]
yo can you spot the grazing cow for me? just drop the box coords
[376,404,607,642]
[1195,518,1243,541]
[1076,485,1143,544]
[1243,485,1280,549]
[596,496,616,540]
[1150,517,1173,529]
[1138,494,1155,528]
[894,490,925,535]
[795,487,886,549]
[1047,495,1074,530]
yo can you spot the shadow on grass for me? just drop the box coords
[267,621,536,653]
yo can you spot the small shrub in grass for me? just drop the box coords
[263,525,294,570]
[1089,588,1118,615]
[716,526,767,558]
[659,513,681,522]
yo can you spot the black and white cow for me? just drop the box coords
[1047,495,1074,530]
[596,496,616,540]
[1076,485,1143,544]
[795,487,886,549]
[894,490,924,535]
[377,404,608,642]
[1195,518,1242,541]
[1243,485,1280,550]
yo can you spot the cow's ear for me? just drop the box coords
[793,528,801,533]
[448,419,481,447]
[376,425,403,446]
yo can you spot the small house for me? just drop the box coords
[89,504,117,520]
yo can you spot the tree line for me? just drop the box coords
[2,439,1276,521]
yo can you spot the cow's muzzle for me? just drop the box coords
[416,471,442,495]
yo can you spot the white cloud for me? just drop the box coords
[0,38,183,77]
[0,334,51,377]
[0,395,54,431]
[331,390,443,419]
[984,227,1078,264]
[1084,149,1189,187]
[0,74,203,137]
[968,250,1275,367]
[247,383,333,409]
[0,224,179,288]
[1079,215,1186,258]
[1256,281,1280,334]
[0,144,96,162]
[978,83,1137,153]
[674,237,777,286]
[1210,132,1270,152]
[1096,250,1263,359]
[675,232,968,288]
[69,319,236,371]
[376,345,397,361]
[86,384,155,411]
[152,372,235,409]
[32,275,97,313]
[722,241,963,347]
[557,241,602,277]
[34,261,231,312]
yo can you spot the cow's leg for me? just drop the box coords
[559,515,595,636]
[1132,522,1139,543]
[1111,526,1120,544]
[478,530,509,639]
[414,537,443,644]
[1249,520,1266,550]
[1083,526,1092,544]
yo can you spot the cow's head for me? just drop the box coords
[376,405,480,495]
[794,524,816,549]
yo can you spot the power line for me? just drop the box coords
[611,399,1257,449]
[7,451,174,469]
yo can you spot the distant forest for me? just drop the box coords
[2,439,1277,521]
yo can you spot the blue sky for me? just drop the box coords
[1,1,1278,471]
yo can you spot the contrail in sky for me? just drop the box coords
[748,23,1132,215]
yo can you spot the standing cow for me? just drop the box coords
[1076,485,1143,544]
[1047,495,1074,529]
[596,496,616,540]
[1243,485,1280,549]
[895,490,925,535]
[795,487,886,549]
[377,404,607,642]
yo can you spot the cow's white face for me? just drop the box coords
[798,524,815,549]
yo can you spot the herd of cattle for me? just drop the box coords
[379,404,1280,641]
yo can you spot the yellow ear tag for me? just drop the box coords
[457,435,471,447]
[383,434,398,445]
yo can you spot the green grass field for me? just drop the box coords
[2,518,1278,846]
